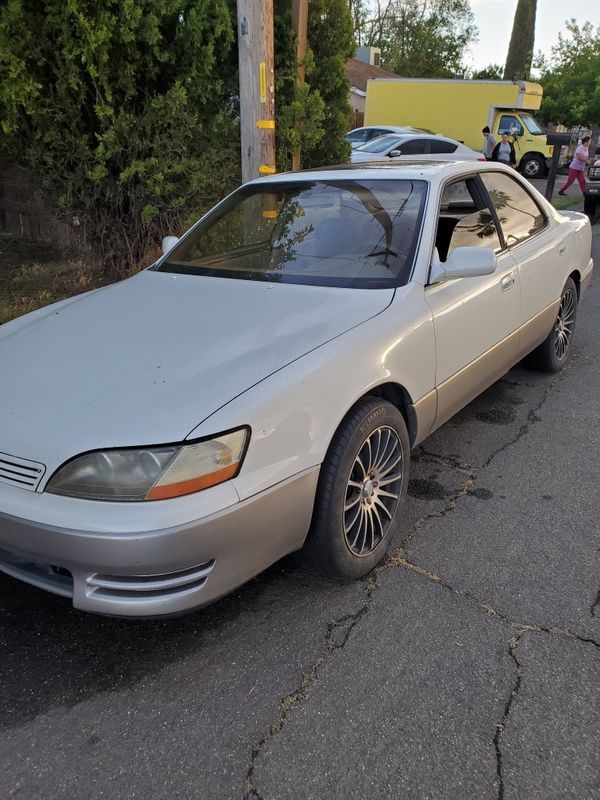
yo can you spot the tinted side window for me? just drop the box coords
[436,179,501,262]
[498,115,523,137]
[398,139,430,155]
[481,172,547,246]
[430,140,458,154]
[449,209,502,254]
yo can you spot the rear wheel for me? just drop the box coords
[524,277,578,372]
[520,154,546,179]
[304,397,410,579]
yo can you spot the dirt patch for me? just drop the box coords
[0,234,106,324]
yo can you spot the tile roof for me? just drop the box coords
[344,59,400,93]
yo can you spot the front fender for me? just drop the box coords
[188,283,436,501]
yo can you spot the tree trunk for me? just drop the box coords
[504,0,537,81]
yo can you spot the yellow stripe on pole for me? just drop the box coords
[256,119,275,129]
[259,62,267,104]
[258,165,276,174]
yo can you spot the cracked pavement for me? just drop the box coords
[1,231,599,799]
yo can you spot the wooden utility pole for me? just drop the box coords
[291,0,309,171]
[237,0,276,183]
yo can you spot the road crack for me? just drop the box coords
[484,367,573,468]
[494,632,524,800]
[591,585,600,618]
[378,555,600,648]
[243,606,367,799]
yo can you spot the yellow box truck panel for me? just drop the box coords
[364,79,543,153]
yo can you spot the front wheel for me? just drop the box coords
[524,277,578,372]
[520,154,546,179]
[304,397,410,579]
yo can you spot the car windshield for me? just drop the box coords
[521,114,544,135]
[355,135,403,153]
[158,179,427,289]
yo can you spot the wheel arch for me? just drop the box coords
[568,269,581,299]
[356,381,420,447]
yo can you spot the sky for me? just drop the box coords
[468,0,600,71]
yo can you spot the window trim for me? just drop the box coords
[477,170,549,251]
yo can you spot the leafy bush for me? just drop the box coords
[0,0,240,276]
[0,0,356,277]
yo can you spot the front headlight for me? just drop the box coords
[46,428,249,501]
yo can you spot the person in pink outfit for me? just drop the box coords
[558,136,592,195]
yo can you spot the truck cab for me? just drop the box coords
[493,110,552,178]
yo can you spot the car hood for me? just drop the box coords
[0,270,393,471]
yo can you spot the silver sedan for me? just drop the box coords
[0,161,592,616]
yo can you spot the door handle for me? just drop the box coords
[558,244,567,256]
[501,273,515,291]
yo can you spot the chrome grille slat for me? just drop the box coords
[0,451,45,491]
[86,560,215,601]
[87,562,215,593]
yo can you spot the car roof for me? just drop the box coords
[351,125,430,134]
[356,132,469,147]
[250,160,486,185]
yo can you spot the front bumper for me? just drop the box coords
[0,467,319,617]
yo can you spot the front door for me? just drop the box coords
[425,176,520,430]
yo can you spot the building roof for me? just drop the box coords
[344,59,401,93]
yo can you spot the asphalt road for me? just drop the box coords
[1,231,599,800]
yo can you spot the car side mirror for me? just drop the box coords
[389,150,402,158]
[429,246,497,285]
[162,235,179,255]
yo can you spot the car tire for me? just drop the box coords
[304,397,410,580]
[524,277,578,373]
[520,154,546,179]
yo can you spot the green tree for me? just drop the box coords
[0,0,239,276]
[504,0,537,80]
[538,20,600,126]
[303,0,355,167]
[273,0,325,172]
[356,0,478,78]
[471,63,503,80]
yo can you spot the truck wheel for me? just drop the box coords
[520,154,546,179]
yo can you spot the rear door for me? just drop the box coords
[425,176,520,429]
[479,171,562,358]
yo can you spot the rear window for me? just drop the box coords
[158,179,428,289]
[356,135,404,153]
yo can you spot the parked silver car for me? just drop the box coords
[0,161,592,617]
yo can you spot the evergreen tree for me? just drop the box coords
[0,0,239,275]
[504,0,537,80]
[303,0,355,167]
